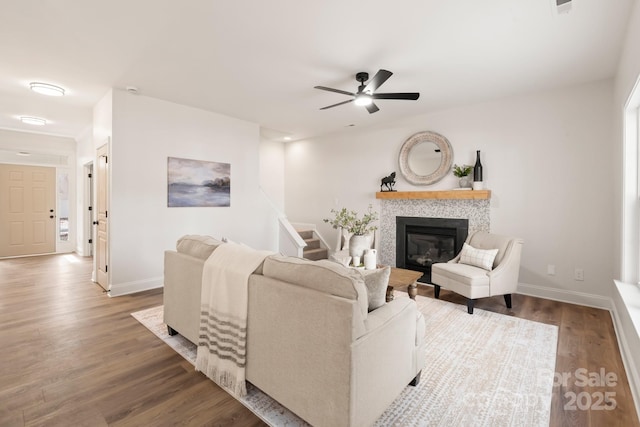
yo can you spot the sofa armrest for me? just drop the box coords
[163,250,204,344]
[352,297,424,426]
[363,297,416,332]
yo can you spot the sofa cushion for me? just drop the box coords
[458,243,498,271]
[263,255,368,317]
[432,262,490,286]
[361,266,391,312]
[176,235,222,260]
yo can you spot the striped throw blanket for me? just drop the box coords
[195,242,272,397]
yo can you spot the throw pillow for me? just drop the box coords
[361,266,391,312]
[458,243,499,271]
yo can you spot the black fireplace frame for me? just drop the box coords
[396,216,469,283]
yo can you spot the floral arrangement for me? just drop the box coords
[452,164,473,177]
[323,204,379,236]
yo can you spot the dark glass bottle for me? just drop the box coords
[474,150,483,182]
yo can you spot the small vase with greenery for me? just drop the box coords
[324,204,379,260]
[453,164,473,188]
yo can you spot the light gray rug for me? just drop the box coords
[132,294,558,426]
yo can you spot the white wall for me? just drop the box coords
[259,138,285,212]
[285,79,614,306]
[106,89,278,296]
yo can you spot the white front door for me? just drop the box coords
[0,164,56,257]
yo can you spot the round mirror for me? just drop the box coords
[407,141,442,176]
[398,131,453,185]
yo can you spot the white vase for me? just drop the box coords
[349,234,373,258]
[364,249,377,270]
[341,229,353,250]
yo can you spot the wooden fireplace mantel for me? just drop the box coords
[375,190,491,200]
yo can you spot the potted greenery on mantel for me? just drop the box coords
[453,164,473,188]
[323,204,379,258]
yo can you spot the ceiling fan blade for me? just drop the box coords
[365,102,380,114]
[314,86,355,97]
[320,99,354,110]
[363,69,393,93]
[372,92,420,100]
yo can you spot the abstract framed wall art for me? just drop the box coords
[167,157,230,207]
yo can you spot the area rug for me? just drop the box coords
[132,294,558,426]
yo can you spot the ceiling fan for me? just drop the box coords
[314,69,420,114]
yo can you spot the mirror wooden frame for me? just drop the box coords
[398,131,453,185]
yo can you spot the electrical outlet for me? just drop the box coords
[547,264,556,275]
[574,268,584,281]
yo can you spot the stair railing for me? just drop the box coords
[279,217,307,257]
[258,187,306,257]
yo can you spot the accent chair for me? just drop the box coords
[430,231,524,314]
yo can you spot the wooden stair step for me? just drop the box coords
[296,229,314,240]
[304,238,320,250]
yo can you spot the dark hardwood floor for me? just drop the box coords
[0,253,638,426]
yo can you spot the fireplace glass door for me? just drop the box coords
[396,217,468,283]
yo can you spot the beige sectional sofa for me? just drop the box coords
[164,235,425,427]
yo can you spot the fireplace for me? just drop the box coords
[396,217,468,283]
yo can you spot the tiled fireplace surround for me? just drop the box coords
[378,198,491,269]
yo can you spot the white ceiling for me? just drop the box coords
[0,0,634,142]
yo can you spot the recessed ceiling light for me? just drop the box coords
[20,116,47,126]
[284,136,292,141]
[29,82,65,96]
[16,151,31,156]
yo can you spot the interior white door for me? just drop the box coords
[95,144,109,290]
[0,164,56,257]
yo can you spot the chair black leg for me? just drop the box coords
[504,294,512,309]
[409,370,421,386]
[467,299,476,314]
[434,285,441,299]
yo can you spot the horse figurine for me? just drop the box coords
[380,172,396,192]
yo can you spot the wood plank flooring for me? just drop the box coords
[0,254,264,427]
[0,253,638,426]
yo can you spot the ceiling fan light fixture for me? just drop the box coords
[354,93,372,106]
[20,116,47,126]
[29,82,65,96]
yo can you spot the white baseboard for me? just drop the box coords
[611,281,640,418]
[108,276,163,297]
[517,282,613,310]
